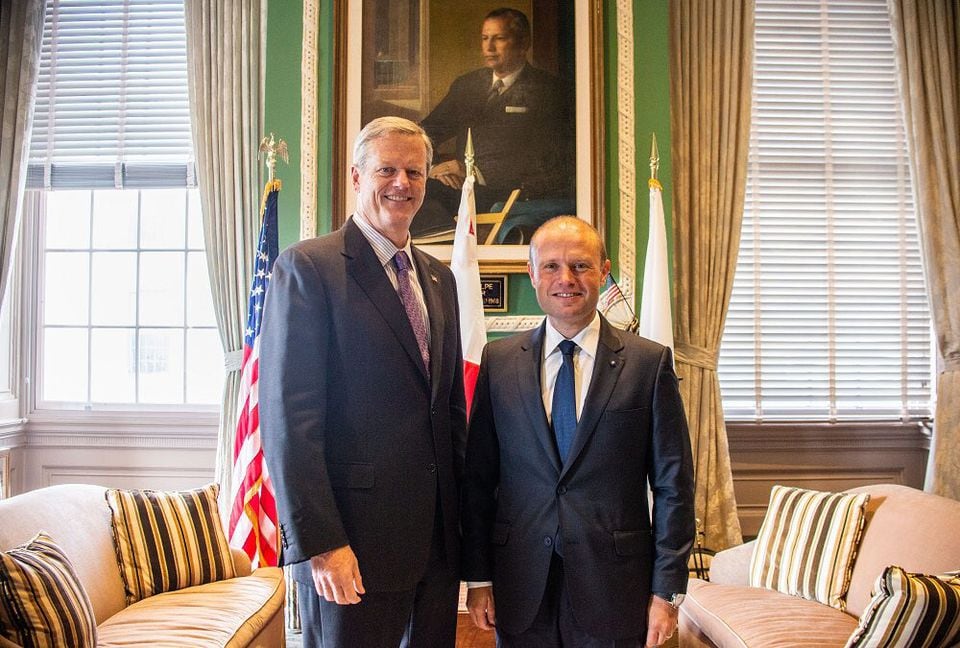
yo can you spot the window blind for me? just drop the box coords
[717,0,931,421]
[27,0,193,189]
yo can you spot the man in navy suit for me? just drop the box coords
[260,117,467,647]
[415,7,574,237]
[461,216,695,647]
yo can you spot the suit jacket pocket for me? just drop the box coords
[328,462,375,489]
[603,407,650,427]
[613,530,651,557]
[491,522,510,546]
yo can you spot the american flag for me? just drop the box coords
[599,274,639,334]
[228,180,281,568]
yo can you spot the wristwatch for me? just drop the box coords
[654,592,686,609]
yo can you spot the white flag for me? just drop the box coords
[451,175,487,415]
[639,178,674,350]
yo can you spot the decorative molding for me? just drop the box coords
[615,0,637,303]
[726,421,931,451]
[485,315,543,334]
[41,465,214,488]
[26,433,217,449]
[25,412,218,449]
[0,419,26,448]
[299,0,319,240]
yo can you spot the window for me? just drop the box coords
[28,0,220,409]
[718,0,931,421]
[39,188,220,406]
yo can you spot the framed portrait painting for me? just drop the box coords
[332,0,604,271]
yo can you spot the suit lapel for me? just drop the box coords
[517,322,563,473]
[411,246,444,399]
[560,318,626,480]
[342,219,429,383]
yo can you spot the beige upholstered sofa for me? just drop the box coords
[0,483,285,647]
[679,484,960,647]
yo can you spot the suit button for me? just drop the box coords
[557,485,567,495]
[543,536,553,547]
[431,408,438,416]
[427,463,437,473]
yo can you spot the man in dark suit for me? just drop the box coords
[260,116,467,648]
[461,216,695,647]
[415,7,574,237]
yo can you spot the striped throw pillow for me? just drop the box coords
[845,566,960,648]
[749,485,870,609]
[0,532,97,648]
[106,483,236,605]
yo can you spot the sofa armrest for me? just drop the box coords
[231,547,253,577]
[708,540,755,586]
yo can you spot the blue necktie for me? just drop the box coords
[552,340,578,462]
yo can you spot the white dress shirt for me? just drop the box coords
[540,313,601,425]
[490,64,525,94]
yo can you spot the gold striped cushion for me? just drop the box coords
[106,483,235,605]
[0,532,97,648]
[845,566,960,648]
[749,485,870,609]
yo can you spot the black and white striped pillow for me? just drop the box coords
[749,485,870,609]
[846,566,960,648]
[0,532,97,648]
[105,483,235,605]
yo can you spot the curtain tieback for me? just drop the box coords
[675,342,718,371]
[224,349,244,372]
[942,354,960,373]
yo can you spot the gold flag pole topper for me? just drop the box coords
[259,133,289,182]
[464,128,476,181]
[258,133,289,208]
[649,132,661,190]
[463,127,487,186]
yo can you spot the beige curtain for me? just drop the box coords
[888,0,960,499]
[668,0,754,551]
[184,0,264,507]
[0,0,45,304]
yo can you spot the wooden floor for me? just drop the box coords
[456,613,496,648]
[289,615,677,647]
[285,614,495,647]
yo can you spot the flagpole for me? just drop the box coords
[638,132,673,350]
[451,128,487,417]
[230,132,288,572]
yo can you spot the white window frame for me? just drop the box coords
[24,190,221,414]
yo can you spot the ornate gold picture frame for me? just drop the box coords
[329,0,604,272]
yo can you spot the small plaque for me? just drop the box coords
[480,274,508,312]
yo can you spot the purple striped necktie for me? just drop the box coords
[393,251,430,376]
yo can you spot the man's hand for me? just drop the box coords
[429,159,466,189]
[310,545,365,605]
[645,595,679,647]
[466,585,496,630]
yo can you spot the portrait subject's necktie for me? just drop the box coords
[486,78,504,103]
[552,340,578,462]
[393,251,430,377]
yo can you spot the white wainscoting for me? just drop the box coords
[11,411,220,494]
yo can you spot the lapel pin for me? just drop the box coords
[609,360,617,367]
[431,274,439,283]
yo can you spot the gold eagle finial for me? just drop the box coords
[259,133,289,182]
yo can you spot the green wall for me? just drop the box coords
[264,0,672,316]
